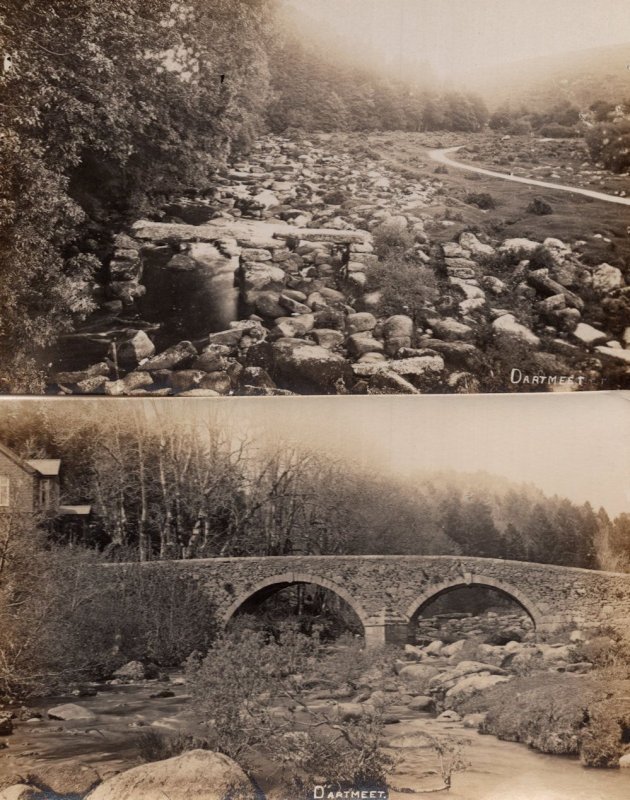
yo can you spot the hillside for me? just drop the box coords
[467,42,630,109]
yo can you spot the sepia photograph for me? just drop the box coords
[1,0,630,395]
[0,392,629,798]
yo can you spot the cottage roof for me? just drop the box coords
[0,441,38,475]
[59,505,92,516]
[26,459,61,477]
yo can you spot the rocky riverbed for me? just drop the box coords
[46,133,630,395]
[2,620,630,798]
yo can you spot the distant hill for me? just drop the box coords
[465,42,630,110]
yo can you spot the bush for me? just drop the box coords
[367,256,438,324]
[539,123,580,139]
[186,628,395,789]
[586,120,630,174]
[528,245,557,270]
[464,192,497,210]
[0,544,217,699]
[372,222,414,257]
[527,197,553,216]
[453,672,630,766]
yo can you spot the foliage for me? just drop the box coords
[586,120,630,173]
[539,123,580,138]
[453,671,630,768]
[266,16,488,135]
[464,192,497,210]
[527,197,553,216]
[367,257,438,324]
[0,402,615,569]
[0,0,272,389]
[186,627,394,788]
[0,537,216,699]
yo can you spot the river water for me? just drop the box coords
[388,716,630,800]
[3,684,630,798]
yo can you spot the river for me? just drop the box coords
[3,681,630,798]
[388,716,630,800]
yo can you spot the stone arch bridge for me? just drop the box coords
[137,555,630,646]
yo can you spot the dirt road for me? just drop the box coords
[429,147,630,206]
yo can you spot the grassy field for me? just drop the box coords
[366,131,630,273]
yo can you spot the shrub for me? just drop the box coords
[453,672,630,766]
[323,189,347,205]
[539,123,580,139]
[186,628,395,789]
[586,120,630,174]
[528,245,557,270]
[367,256,438,324]
[0,544,217,699]
[372,222,414,257]
[527,197,553,216]
[464,192,497,210]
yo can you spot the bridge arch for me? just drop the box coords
[404,574,545,633]
[222,572,371,635]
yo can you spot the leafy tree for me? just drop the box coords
[0,0,272,389]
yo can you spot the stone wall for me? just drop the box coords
[132,554,630,646]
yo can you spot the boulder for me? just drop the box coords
[47,703,96,722]
[367,369,420,394]
[492,314,540,348]
[527,269,584,310]
[428,317,474,342]
[499,238,539,256]
[436,710,461,723]
[592,264,624,296]
[459,232,495,257]
[0,786,42,800]
[254,291,287,319]
[346,312,377,334]
[103,371,154,396]
[407,695,434,712]
[571,323,608,347]
[0,716,12,736]
[26,764,101,797]
[335,703,367,723]
[463,712,487,729]
[346,333,384,357]
[445,673,510,704]
[595,346,630,364]
[137,342,197,372]
[310,329,344,350]
[619,753,630,768]
[116,330,155,367]
[113,660,146,681]
[382,315,413,352]
[389,356,444,378]
[239,261,286,293]
[398,663,440,690]
[272,340,351,392]
[86,750,256,800]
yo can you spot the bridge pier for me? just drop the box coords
[364,611,409,648]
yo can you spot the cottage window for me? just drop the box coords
[0,476,9,507]
[39,479,51,509]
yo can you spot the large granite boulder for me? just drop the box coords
[87,750,256,800]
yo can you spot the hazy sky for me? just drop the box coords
[18,392,621,516]
[3,393,628,515]
[284,0,630,80]
[226,392,630,515]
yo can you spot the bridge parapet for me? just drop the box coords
[134,555,630,645]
